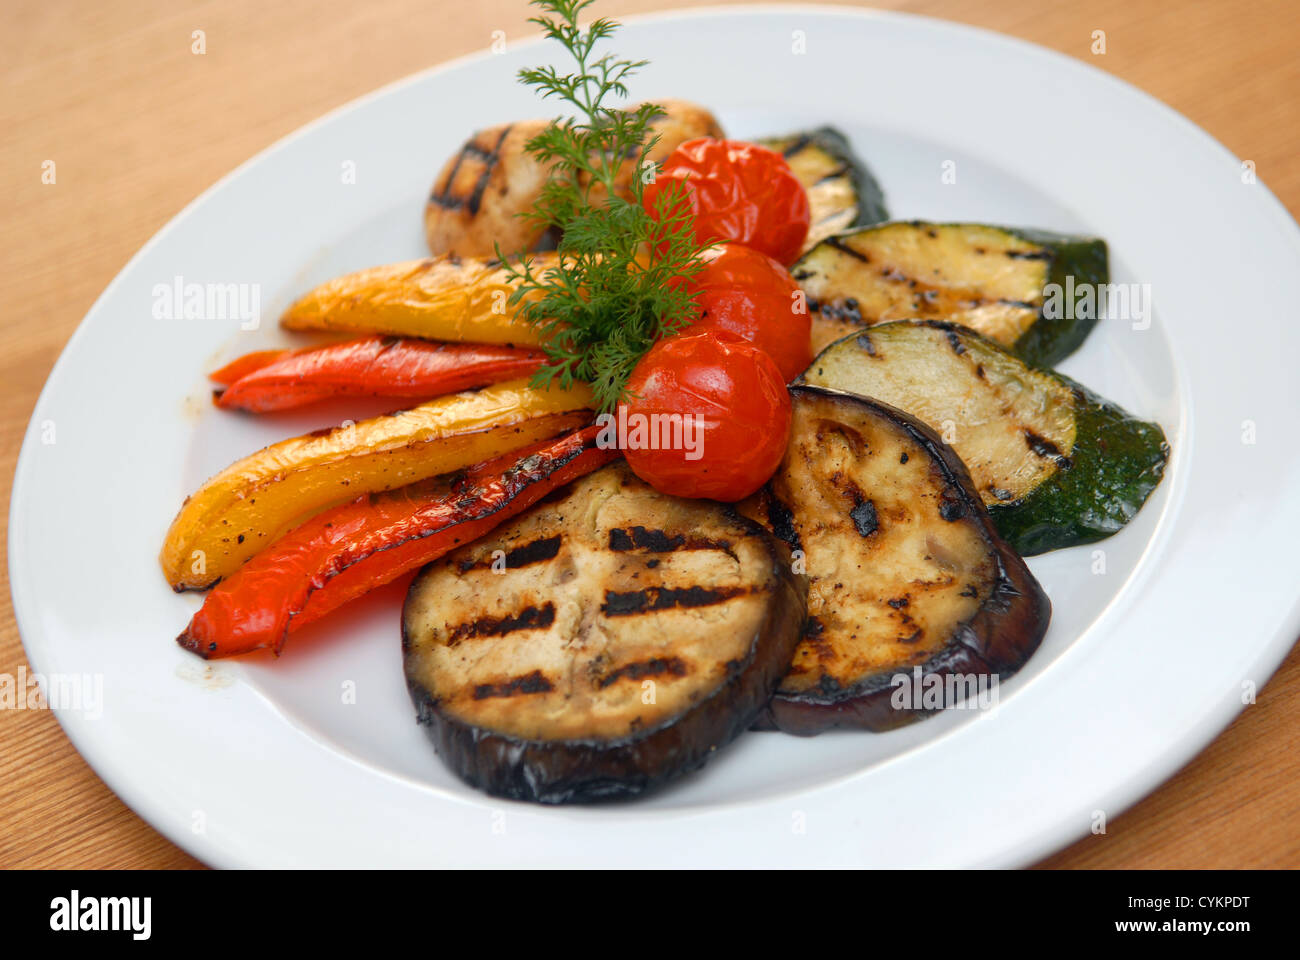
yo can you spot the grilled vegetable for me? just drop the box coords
[178,426,615,659]
[279,255,552,346]
[160,379,593,590]
[757,127,888,254]
[424,100,723,258]
[793,221,1107,365]
[402,460,804,803]
[803,321,1169,555]
[738,385,1049,734]
[211,336,547,413]
[644,137,811,265]
[620,330,792,502]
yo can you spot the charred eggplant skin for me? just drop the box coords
[751,385,1051,734]
[403,503,805,804]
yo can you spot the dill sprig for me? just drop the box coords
[500,0,707,412]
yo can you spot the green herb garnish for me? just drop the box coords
[501,0,706,413]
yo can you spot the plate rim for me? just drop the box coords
[11,3,1300,868]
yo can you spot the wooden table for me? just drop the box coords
[2,0,1297,869]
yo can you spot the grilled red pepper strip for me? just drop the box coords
[177,425,615,659]
[210,335,547,412]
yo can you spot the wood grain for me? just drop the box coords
[2,0,1297,870]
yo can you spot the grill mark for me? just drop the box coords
[429,142,471,208]
[766,492,803,553]
[596,656,689,689]
[825,235,870,262]
[428,125,513,214]
[801,616,836,661]
[504,535,562,568]
[817,296,863,324]
[938,484,968,522]
[817,262,1040,324]
[829,470,880,536]
[1006,249,1051,261]
[472,669,554,700]
[779,133,811,158]
[849,499,879,537]
[1024,429,1073,468]
[813,162,850,185]
[467,125,513,216]
[601,586,745,617]
[457,535,562,573]
[447,602,555,645]
[608,526,733,554]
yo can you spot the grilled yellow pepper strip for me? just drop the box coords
[279,254,556,346]
[160,378,593,589]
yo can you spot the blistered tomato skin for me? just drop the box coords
[644,138,811,265]
[619,331,792,502]
[683,243,812,383]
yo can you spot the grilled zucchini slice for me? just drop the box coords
[758,127,888,254]
[739,385,1049,735]
[403,461,804,803]
[802,321,1170,555]
[794,221,1107,365]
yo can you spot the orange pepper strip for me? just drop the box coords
[209,349,289,385]
[177,426,616,659]
[210,335,547,413]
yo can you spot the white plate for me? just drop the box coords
[12,6,1300,868]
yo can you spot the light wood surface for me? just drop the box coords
[2,0,1297,870]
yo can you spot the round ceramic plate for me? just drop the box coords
[11,6,1300,867]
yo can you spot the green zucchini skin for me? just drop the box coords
[758,126,888,249]
[802,320,1169,556]
[1004,226,1109,368]
[778,126,889,228]
[990,378,1170,555]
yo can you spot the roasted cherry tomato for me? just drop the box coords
[618,330,791,502]
[643,138,811,265]
[682,243,811,383]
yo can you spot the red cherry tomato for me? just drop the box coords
[643,138,811,265]
[619,330,791,502]
[683,243,811,383]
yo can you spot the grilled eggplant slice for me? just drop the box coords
[803,321,1170,555]
[739,385,1049,734]
[757,127,888,254]
[794,221,1107,364]
[403,461,804,803]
